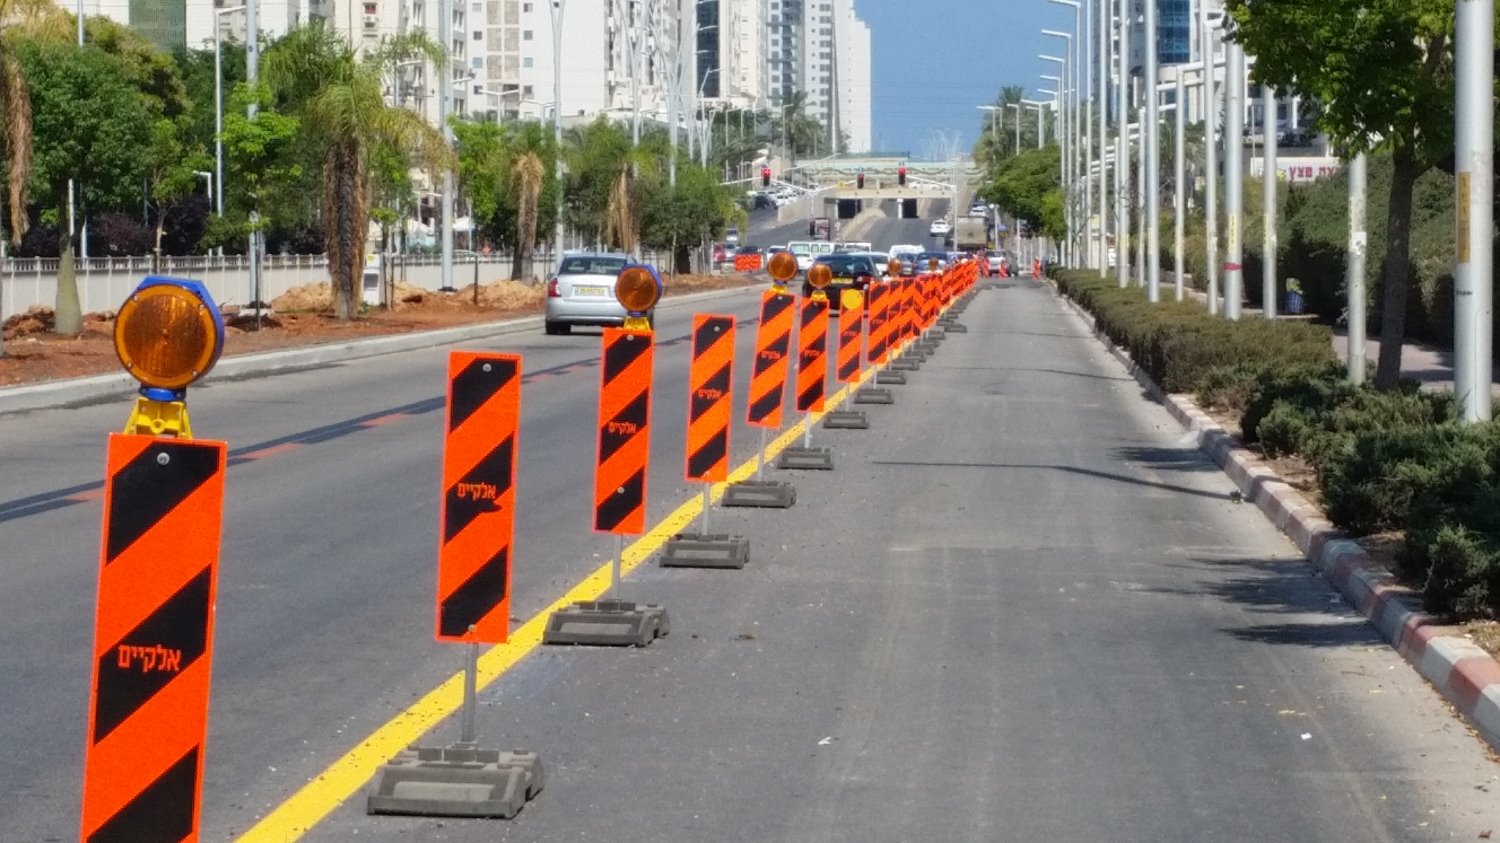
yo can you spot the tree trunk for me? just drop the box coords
[1373,147,1420,389]
[511,246,524,283]
[55,220,83,336]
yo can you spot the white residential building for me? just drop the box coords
[834,0,869,152]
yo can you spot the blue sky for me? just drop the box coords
[855,0,1078,159]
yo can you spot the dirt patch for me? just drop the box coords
[0,272,764,388]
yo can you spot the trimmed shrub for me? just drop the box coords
[1417,523,1500,618]
[1321,424,1491,536]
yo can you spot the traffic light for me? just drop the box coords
[761,166,772,188]
[897,165,907,187]
[856,170,865,189]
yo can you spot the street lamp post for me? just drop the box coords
[1023,99,1050,149]
[1007,102,1022,153]
[1041,33,1072,264]
[550,0,566,254]
[1040,60,1067,264]
[1143,0,1160,302]
[1116,0,1130,288]
[1049,0,1089,268]
[214,5,247,225]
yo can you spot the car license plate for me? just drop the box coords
[575,285,609,296]
[832,276,853,286]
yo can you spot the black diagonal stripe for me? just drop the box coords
[443,434,514,543]
[93,567,211,744]
[748,384,783,423]
[594,468,645,532]
[87,746,197,843]
[760,293,794,324]
[604,332,650,382]
[839,353,859,381]
[439,546,509,637]
[690,362,732,420]
[449,357,517,433]
[798,381,824,412]
[106,443,221,563]
[692,317,732,358]
[598,390,649,466]
[751,329,791,377]
[687,430,729,478]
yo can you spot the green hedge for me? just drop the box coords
[1055,268,1496,619]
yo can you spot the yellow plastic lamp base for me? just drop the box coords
[124,397,194,439]
[623,315,653,332]
[810,290,829,302]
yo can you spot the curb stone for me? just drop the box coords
[0,283,763,417]
[1051,278,1500,753]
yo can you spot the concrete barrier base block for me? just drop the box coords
[874,370,908,385]
[890,359,921,371]
[542,600,669,647]
[366,746,543,819]
[660,533,750,569]
[822,410,869,429]
[915,341,940,354]
[943,323,969,333]
[854,387,895,404]
[926,328,947,340]
[777,446,835,470]
[722,480,797,508]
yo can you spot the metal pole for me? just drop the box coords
[755,426,768,481]
[246,0,260,320]
[552,1,566,253]
[1202,12,1219,315]
[1116,0,1128,288]
[612,534,624,600]
[1174,75,1185,301]
[1144,0,1159,302]
[1080,1,1092,270]
[1454,0,1494,421]
[1097,0,1107,277]
[1013,105,1020,153]
[1222,39,1245,320]
[459,640,478,743]
[439,0,454,293]
[700,484,710,534]
[1346,151,1368,385]
[1262,84,1278,318]
[214,26,224,219]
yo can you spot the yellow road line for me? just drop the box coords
[235,373,872,842]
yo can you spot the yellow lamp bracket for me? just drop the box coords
[124,396,195,439]
[810,290,829,302]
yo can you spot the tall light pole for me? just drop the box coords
[1041,57,1067,263]
[214,5,247,223]
[1454,0,1493,421]
[1096,0,1109,277]
[1347,151,1368,385]
[1201,7,1220,314]
[1222,35,1245,320]
[1024,99,1050,149]
[1143,0,1160,302]
[977,104,1002,153]
[1007,103,1022,152]
[246,0,260,317]
[1115,0,1130,288]
[1042,32,1073,262]
[1049,0,1088,266]
[1261,83,1278,318]
[550,0,566,254]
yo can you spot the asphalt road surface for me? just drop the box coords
[1,277,1496,841]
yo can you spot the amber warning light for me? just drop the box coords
[767,251,798,285]
[615,264,664,331]
[113,277,225,438]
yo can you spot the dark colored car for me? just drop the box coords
[805,253,877,310]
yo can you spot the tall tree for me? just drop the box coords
[513,150,544,281]
[20,39,152,334]
[1226,0,1455,388]
[262,22,448,319]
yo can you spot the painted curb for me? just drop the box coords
[0,283,762,416]
[1052,279,1500,753]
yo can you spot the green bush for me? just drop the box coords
[1321,424,1491,536]
[1415,523,1500,618]
[1256,400,1313,457]
[1239,363,1352,446]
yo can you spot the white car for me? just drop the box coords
[929,218,952,236]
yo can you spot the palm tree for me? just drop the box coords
[512,150,543,281]
[263,22,449,319]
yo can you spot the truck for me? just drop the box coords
[808,216,832,240]
[954,215,990,251]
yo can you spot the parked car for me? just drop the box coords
[805,253,878,310]
[725,226,740,246]
[544,253,647,335]
[787,240,837,272]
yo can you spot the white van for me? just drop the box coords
[786,240,837,271]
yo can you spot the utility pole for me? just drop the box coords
[439,0,454,292]
[1096,0,1107,277]
[1115,0,1129,288]
[1144,0,1160,302]
[551,0,566,253]
[1454,0,1494,421]
[1173,74,1185,302]
[1261,84,1278,318]
[246,0,261,318]
[1222,37,1245,320]
[1346,152,1368,385]
[1201,7,1219,315]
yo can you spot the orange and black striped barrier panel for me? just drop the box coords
[595,326,654,534]
[795,295,830,413]
[733,252,763,273]
[867,281,891,364]
[83,434,227,842]
[436,351,520,643]
[835,291,865,385]
[685,315,735,482]
[747,289,796,429]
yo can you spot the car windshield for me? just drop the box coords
[559,256,627,275]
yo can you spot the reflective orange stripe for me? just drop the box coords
[747,291,795,428]
[867,282,891,364]
[83,433,227,843]
[594,328,654,535]
[436,352,520,643]
[836,296,864,383]
[685,315,735,482]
